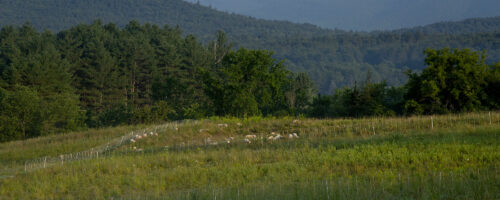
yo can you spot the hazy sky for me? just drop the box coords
[185,0,500,30]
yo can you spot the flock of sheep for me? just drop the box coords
[128,120,302,151]
[242,132,299,144]
[129,131,160,152]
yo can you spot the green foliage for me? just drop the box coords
[0,86,42,141]
[0,22,316,141]
[2,0,500,93]
[0,114,499,198]
[485,62,500,109]
[311,75,404,118]
[405,48,492,113]
[310,48,499,118]
[203,48,292,117]
[0,25,85,142]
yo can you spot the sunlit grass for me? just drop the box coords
[0,112,499,199]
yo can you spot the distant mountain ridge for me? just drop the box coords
[1,0,500,93]
[185,0,500,31]
[393,16,500,34]
[0,0,331,39]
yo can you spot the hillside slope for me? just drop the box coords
[1,0,500,92]
[1,113,499,198]
[185,0,500,30]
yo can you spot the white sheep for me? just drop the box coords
[245,135,257,140]
[288,134,294,139]
[154,132,158,136]
[293,119,300,123]
[267,135,274,140]
[293,133,299,138]
[243,138,252,144]
[236,122,242,126]
[217,123,229,128]
[130,139,136,143]
[149,132,154,136]
[143,133,148,138]
[273,134,283,140]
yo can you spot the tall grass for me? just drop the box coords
[0,112,499,199]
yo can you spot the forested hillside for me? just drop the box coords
[0,22,315,142]
[186,0,500,31]
[1,0,500,93]
[1,22,498,142]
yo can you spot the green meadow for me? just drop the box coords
[1,112,499,199]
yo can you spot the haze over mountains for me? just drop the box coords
[186,0,500,30]
[1,0,499,93]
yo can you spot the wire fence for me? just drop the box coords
[19,112,500,174]
[117,167,499,199]
[22,120,195,173]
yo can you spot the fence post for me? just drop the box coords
[372,122,376,135]
[43,157,47,168]
[326,180,330,200]
[431,116,434,129]
[490,112,492,125]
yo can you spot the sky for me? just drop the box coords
[185,0,500,30]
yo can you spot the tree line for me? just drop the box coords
[0,21,314,142]
[2,0,500,94]
[309,48,499,118]
[0,21,499,142]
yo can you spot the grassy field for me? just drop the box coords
[0,112,499,199]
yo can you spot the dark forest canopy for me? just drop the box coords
[1,0,500,93]
[309,48,500,118]
[0,22,499,143]
[0,22,315,142]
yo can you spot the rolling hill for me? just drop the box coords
[1,114,499,198]
[185,0,500,31]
